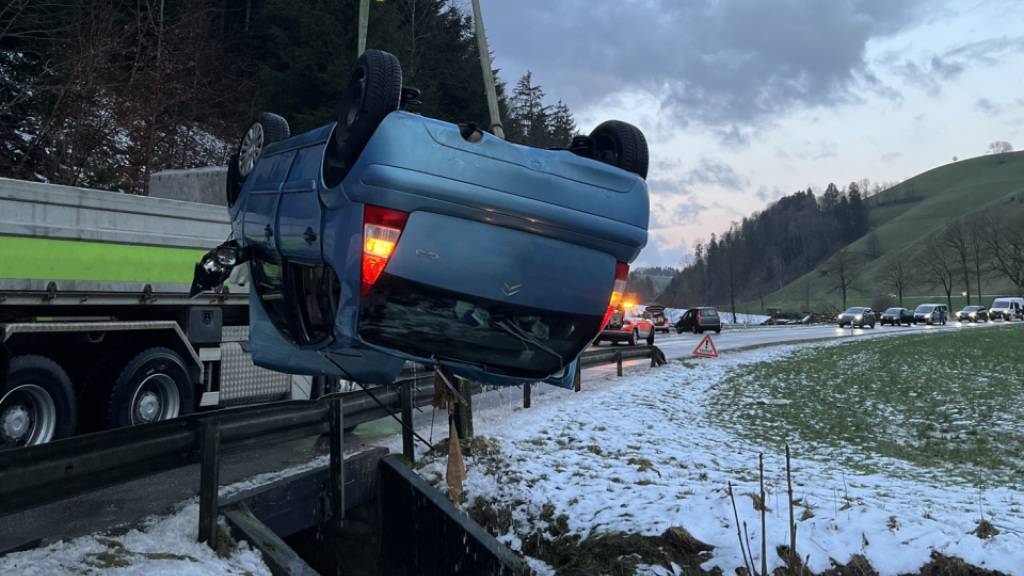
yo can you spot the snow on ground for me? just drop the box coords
[408,342,1024,575]
[0,502,270,576]
[0,455,336,575]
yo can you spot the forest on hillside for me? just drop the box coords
[659,182,872,310]
[0,0,576,194]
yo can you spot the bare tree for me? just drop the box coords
[884,260,910,307]
[985,217,1024,295]
[919,242,956,311]
[968,216,986,303]
[987,141,1014,154]
[943,221,972,305]
[820,249,858,310]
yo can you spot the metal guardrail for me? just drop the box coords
[0,345,663,519]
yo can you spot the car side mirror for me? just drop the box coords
[190,240,248,297]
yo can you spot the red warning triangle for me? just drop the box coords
[692,334,719,358]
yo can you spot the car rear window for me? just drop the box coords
[358,274,601,379]
[700,308,718,318]
[884,308,901,314]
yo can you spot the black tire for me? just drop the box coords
[226,152,242,208]
[645,330,655,346]
[1,355,76,448]
[692,324,699,335]
[327,49,402,185]
[628,329,638,347]
[589,120,649,179]
[715,328,721,334]
[233,112,290,201]
[106,348,194,429]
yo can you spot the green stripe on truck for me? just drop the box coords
[0,236,204,284]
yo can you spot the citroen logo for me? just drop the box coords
[502,281,522,297]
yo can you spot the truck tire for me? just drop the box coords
[326,49,402,185]
[235,112,291,182]
[106,348,194,428]
[589,120,649,179]
[1,355,76,448]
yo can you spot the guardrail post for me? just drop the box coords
[198,419,220,547]
[616,351,623,377]
[400,382,415,463]
[329,395,345,527]
[523,383,531,409]
[457,378,474,439]
[573,362,581,392]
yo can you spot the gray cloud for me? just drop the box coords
[888,36,1024,95]
[481,0,923,141]
[685,158,748,190]
[975,98,1001,116]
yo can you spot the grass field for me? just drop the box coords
[757,150,1024,313]
[709,324,1024,487]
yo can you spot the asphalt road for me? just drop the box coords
[0,319,1005,553]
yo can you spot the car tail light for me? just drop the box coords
[361,205,409,297]
[601,262,629,328]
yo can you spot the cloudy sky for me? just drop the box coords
[476,0,1024,268]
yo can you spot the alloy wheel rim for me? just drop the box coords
[130,373,181,425]
[0,384,56,448]
[239,122,264,178]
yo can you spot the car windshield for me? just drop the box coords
[884,308,901,314]
[915,305,933,313]
[963,306,982,312]
[843,307,865,314]
[992,299,1009,308]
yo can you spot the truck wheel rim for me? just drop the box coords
[131,374,180,425]
[0,384,56,448]
[239,122,264,178]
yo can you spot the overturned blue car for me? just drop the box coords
[193,50,649,388]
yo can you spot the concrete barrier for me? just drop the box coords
[149,166,228,206]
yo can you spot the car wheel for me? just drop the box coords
[1,355,77,448]
[326,49,402,186]
[715,328,721,334]
[106,348,194,429]
[692,325,699,335]
[628,329,638,346]
[646,330,655,346]
[235,112,290,184]
[589,120,649,179]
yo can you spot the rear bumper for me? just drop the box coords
[599,328,634,341]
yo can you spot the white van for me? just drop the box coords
[989,297,1024,321]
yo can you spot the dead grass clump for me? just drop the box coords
[970,519,999,540]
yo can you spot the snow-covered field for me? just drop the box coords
[5,337,1019,575]
[411,342,1024,575]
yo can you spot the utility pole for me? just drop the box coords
[357,0,369,56]
[471,0,505,139]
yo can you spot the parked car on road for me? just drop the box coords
[643,305,671,333]
[956,306,989,323]
[837,307,876,328]
[913,304,947,325]
[989,297,1024,321]
[191,50,650,389]
[880,307,913,326]
[597,307,655,346]
[675,307,722,334]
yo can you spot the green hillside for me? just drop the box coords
[760,151,1024,313]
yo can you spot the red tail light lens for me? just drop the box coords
[601,261,629,328]
[361,205,408,297]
